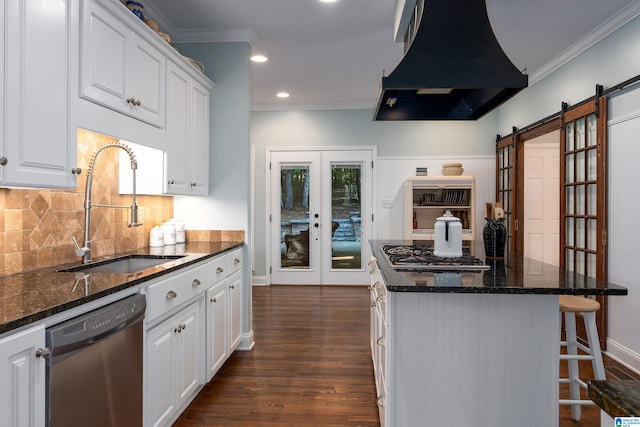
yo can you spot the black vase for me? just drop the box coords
[483,218,507,260]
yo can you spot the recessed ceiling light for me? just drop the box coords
[319,0,338,3]
[276,92,290,98]
[250,55,268,63]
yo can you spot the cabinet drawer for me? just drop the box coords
[208,255,228,285]
[145,262,208,322]
[227,248,243,275]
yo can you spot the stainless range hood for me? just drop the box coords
[373,0,528,121]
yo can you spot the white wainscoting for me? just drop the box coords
[606,86,640,373]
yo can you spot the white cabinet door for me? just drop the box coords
[2,0,77,189]
[146,299,202,427]
[165,60,211,196]
[189,79,210,196]
[80,0,129,115]
[165,61,190,195]
[0,325,46,427]
[130,33,165,127]
[228,271,243,352]
[175,301,202,407]
[146,318,176,427]
[206,281,228,381]
[80,0,165,128]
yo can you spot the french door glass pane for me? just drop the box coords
[587,114,597,147]
[331,164,362,270]
[587,148,597,180]
[576,117,586,149]
[576,151,585,182]
[499,150,504,168]
[588,184,597,215]
[588,253,596,278]
[566,187,574,215]
[565,154,574,183]
[576,184,585,215]
[565,217,574,247]
[588,219,597,251]
[280,165,311,269]
[576,251,585,274]
[566,249,574,272]
[576,218,585,248]
[566,122,574,151]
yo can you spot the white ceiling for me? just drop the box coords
[144,0,639,111]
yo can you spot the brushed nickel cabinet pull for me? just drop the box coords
[0,157,7,166]
[234,258,240,264]
[35,347,51,359]
[71,167,82,175]
[192,278,201,287]
[216,267,224,274]
[210,297,217,303]
[166,290,177,300]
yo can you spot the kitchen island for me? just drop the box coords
[368,240,627,427]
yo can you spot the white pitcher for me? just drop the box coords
[433,210,462,258]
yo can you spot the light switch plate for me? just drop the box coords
[381,199,393,208]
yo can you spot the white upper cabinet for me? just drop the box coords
[165,61,211,196]
[0,0,78,188]
[80,0,165,128]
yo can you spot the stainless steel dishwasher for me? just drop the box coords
[45,293,146,427]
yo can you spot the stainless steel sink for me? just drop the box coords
[58,255,186,274]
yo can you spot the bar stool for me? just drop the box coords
[559,295,606,422]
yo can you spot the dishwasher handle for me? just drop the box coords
[46,294,146,365]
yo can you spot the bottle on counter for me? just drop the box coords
[161,222,176,245]
[149,226,164,247]
[168,218,185,243]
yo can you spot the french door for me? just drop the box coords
[268,149,374,285]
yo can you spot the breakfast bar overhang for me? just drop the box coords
[369,240,628,427]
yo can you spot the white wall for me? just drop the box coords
[496,12,640,135]
[606,86,640,372]
[171,42,253,346]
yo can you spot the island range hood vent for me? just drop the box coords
[374,0,528,121]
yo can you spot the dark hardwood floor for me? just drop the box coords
[175,285,640,427]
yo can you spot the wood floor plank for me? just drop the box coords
[175,285,640,426]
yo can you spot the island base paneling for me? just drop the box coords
[386,293,560,427]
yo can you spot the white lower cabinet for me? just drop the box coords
[146,299,203,427]
[368,257,388,427]
[228,271,243,352]
[206,280,228,381]
[0,324,46,427]
[205,248,244,381]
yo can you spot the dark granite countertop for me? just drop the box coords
[0,241,243,335]
[371,240,628,295]
[589,380,640,417]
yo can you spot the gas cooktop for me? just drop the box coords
[381,244,490,271]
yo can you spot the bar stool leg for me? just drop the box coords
[564,312,582,421]
[583,312,606,380]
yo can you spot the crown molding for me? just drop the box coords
[529,1,640,85]
[144,2,258,45]
[252,101,375,112]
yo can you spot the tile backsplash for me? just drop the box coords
[0,129,174,276]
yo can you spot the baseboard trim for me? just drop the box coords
[605,338,640,375]
[238,330,255,351]
[252,275,268,286]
